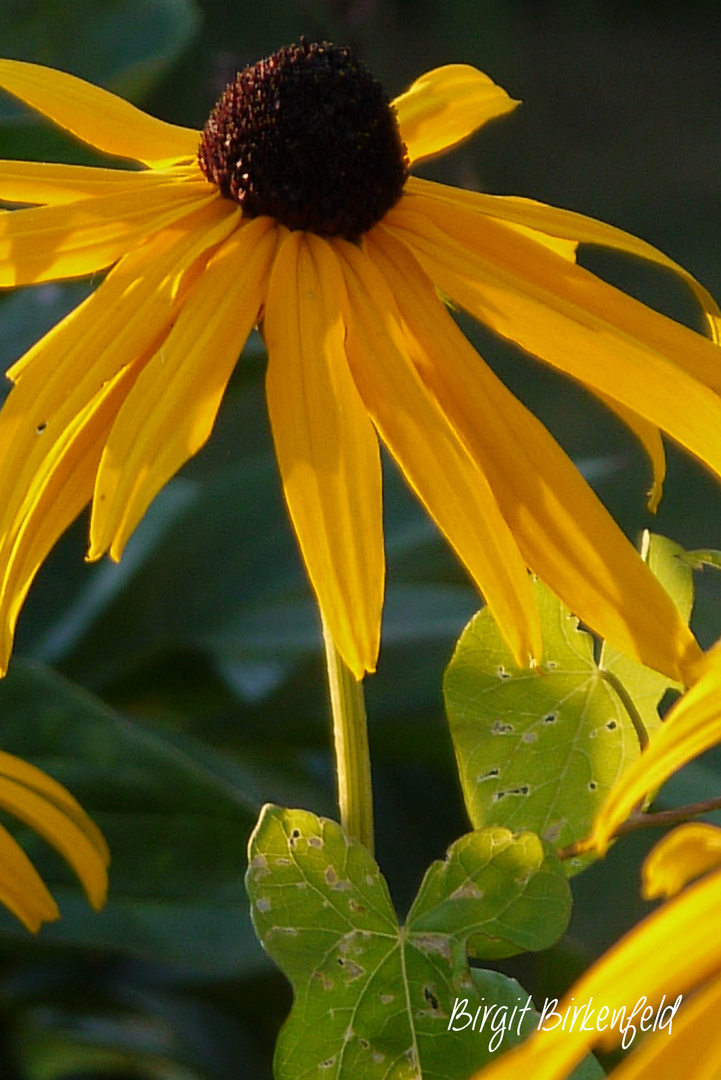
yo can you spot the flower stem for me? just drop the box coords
[322,620,374,855]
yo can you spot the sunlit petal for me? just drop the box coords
[91,216,277,560]
[388,194,721,484]
[0,179,215,285]
[0,201,239,671]
[265,231,385,678]
[587,650,721,855]
[606,974,721,1080]
[337,234,541,668]
[0,58,199,167]
[393,65,519,164]
[408,176,721,343]
[474,866,721,1080]
[370,224,700,684]
[0,160,197,206]
[643,824,721,900]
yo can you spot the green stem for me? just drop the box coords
[322,620,374,855]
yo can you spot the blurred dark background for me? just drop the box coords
[0,2,719,1078]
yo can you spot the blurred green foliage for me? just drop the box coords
[0,1,719,1078]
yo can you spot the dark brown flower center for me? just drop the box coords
[197,41,408,240]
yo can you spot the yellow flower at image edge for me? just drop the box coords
[0,43,720,682]
[0,749,108,931]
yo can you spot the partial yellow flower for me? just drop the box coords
[473,836,721,1080]
[0,45,718,681]
[0,748,109,931]
[585,644,721,855]
[642,822,721,900]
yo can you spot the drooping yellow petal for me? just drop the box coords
[390,193,721,485]
[408,176,721,344]
[91,216,277,560]
[0,201,239,671]
[370,224,701,685]
[0,821,59,932]
[0,179,215,285]
[336,233,541,669]
[594,393,666,512]
[0,58,199,167]
[392,65,519,165]
[586,651,721,855]
[0,367,140,673]
[605,974,721,1080]
[643,824,721,900]
[0,159,198,206]
[264,231,385,678]
[0,750,109,910]
[474,866,721,1080]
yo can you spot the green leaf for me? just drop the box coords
[0,659,274,974]
[442,592,637,871]
[0,0,201,114]
[444,535,693,871]
[677,547,721,571]
[247,805,570,1080]
[598,532,693,739]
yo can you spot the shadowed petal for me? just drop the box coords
[0,750,109,911]
[264,231,385,678]
[594,394,666,512]
[392,65,519,164]
[91,217,277,560]
[369,224,701,684]
[0,822,59,931]
[336,234,541,669]
[0,59,199,167]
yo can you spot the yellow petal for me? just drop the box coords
[474,866,721,1080]
[0,58,199,167]
[389,193,721,489]
[0,160,196,206]
[595,393,666,512]
[0,179,215,285]
[0,201,239,671]
[0,821,59,932]
[643,824,721,900]
[336,233,541,669]
[264,231,385,678]
[605,974,721,1080]
[91,216,277,560]
[0,750,109,910]
[408,176,721,344]
[372,223,700,685]
[392,65,519,164]
[587,652,721,855]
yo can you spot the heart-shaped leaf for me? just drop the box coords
[247,805,571,1080]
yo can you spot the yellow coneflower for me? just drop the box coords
[0,42,719,683]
